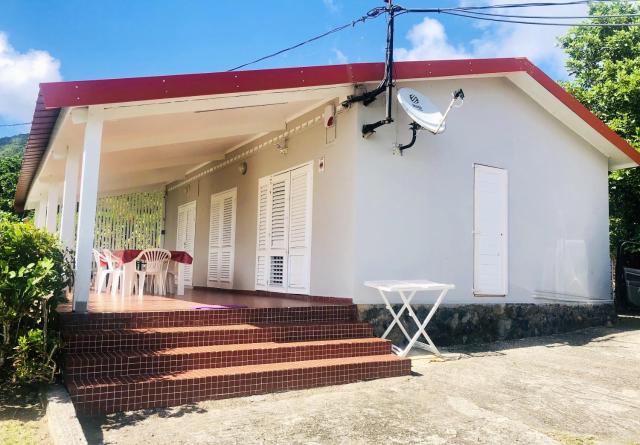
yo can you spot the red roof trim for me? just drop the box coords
[15,57,639,212]
[40,58,530,108]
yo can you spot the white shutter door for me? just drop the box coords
[268,172,290,291]
[207,195,222,285]
[219,191,236,288]
[255,178,270,290]
[177,201,196,287]
[474,165,508,295]
[287,164,313,294]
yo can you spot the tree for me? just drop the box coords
[0,155,22,213]
[559,0,640,253]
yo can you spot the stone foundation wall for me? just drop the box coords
[357,303,617,347]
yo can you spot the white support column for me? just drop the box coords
[59,145,81,248]
[36,199,47,228]
[45,183,61,234]
[73,110,104,313]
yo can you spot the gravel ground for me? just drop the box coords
[81,316,640,445]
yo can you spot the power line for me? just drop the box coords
[227,6,387,71]
[441,10,640,26]
[0,122,30,128]
[451,10,640,19]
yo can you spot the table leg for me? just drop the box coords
[378,289,413,342]
[177,263,185,295]
[400,288,450,356]
[120,262,136,297]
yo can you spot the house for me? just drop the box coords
[14,58,639,413]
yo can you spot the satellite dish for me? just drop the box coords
[397,88,446,134]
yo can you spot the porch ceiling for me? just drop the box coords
[27,99,320,203]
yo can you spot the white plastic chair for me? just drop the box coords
[134,249,171,296]
[93,249,122,295]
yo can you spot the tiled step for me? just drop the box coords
[63,322,375,353]
[68,354,412,415]
[64,338,393,379]
[59,305,358,330]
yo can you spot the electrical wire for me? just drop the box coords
[0,122,30,127]
[439,0,638,12]
[227,1,640,72]
[227,6,387,71]
[441,10,640,26]
[452,10,640,19]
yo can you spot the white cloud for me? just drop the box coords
[396,2,588,77]
[332,48,348,64]
[395,18,470,61]
[323,0,339,13]
[0,32,62,122]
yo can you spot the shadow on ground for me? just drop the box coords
[442,314,640,356]
[81,403,207,444]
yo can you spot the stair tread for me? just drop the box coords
[66,337,390,360]
[65,321,370,336]
[67,354,408,388]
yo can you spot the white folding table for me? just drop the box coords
[364,280,455,357]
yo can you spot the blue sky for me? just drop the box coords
[0,0,584,137]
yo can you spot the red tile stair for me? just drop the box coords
[61,305,411,415]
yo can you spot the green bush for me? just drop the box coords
[0,213,73,384]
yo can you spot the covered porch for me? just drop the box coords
[16,67,356,312]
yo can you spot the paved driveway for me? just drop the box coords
[81,316,640,445]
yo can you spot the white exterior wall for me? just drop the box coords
[353,77,611,304]
[165,105,358,298]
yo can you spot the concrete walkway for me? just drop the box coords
[81,316,640,445]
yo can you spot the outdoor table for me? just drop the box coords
[110,249,193,297]
[364,280,455,357]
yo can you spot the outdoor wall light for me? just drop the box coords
[238,161,248,175]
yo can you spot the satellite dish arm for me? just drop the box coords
[396,122,420,154]
[432,89,465,134]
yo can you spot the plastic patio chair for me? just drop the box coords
[94,249,123,295]
[134,249,171,296]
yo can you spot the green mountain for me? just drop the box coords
[0,134,28,159]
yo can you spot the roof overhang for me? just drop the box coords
[15,57,639,212]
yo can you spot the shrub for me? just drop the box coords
[0,214,73,383]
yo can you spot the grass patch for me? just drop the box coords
[0,384,50,445]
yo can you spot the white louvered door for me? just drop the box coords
[287,164,313,294]
[177,201,196,287]
[267,172,290,292]
[255,178,270,290]
[208,188,237,289]
[254,163,313,294]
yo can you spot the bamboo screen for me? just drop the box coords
[94,191,165,250]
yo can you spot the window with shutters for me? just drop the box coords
[208,188,237,289]
[255,163,313,294]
